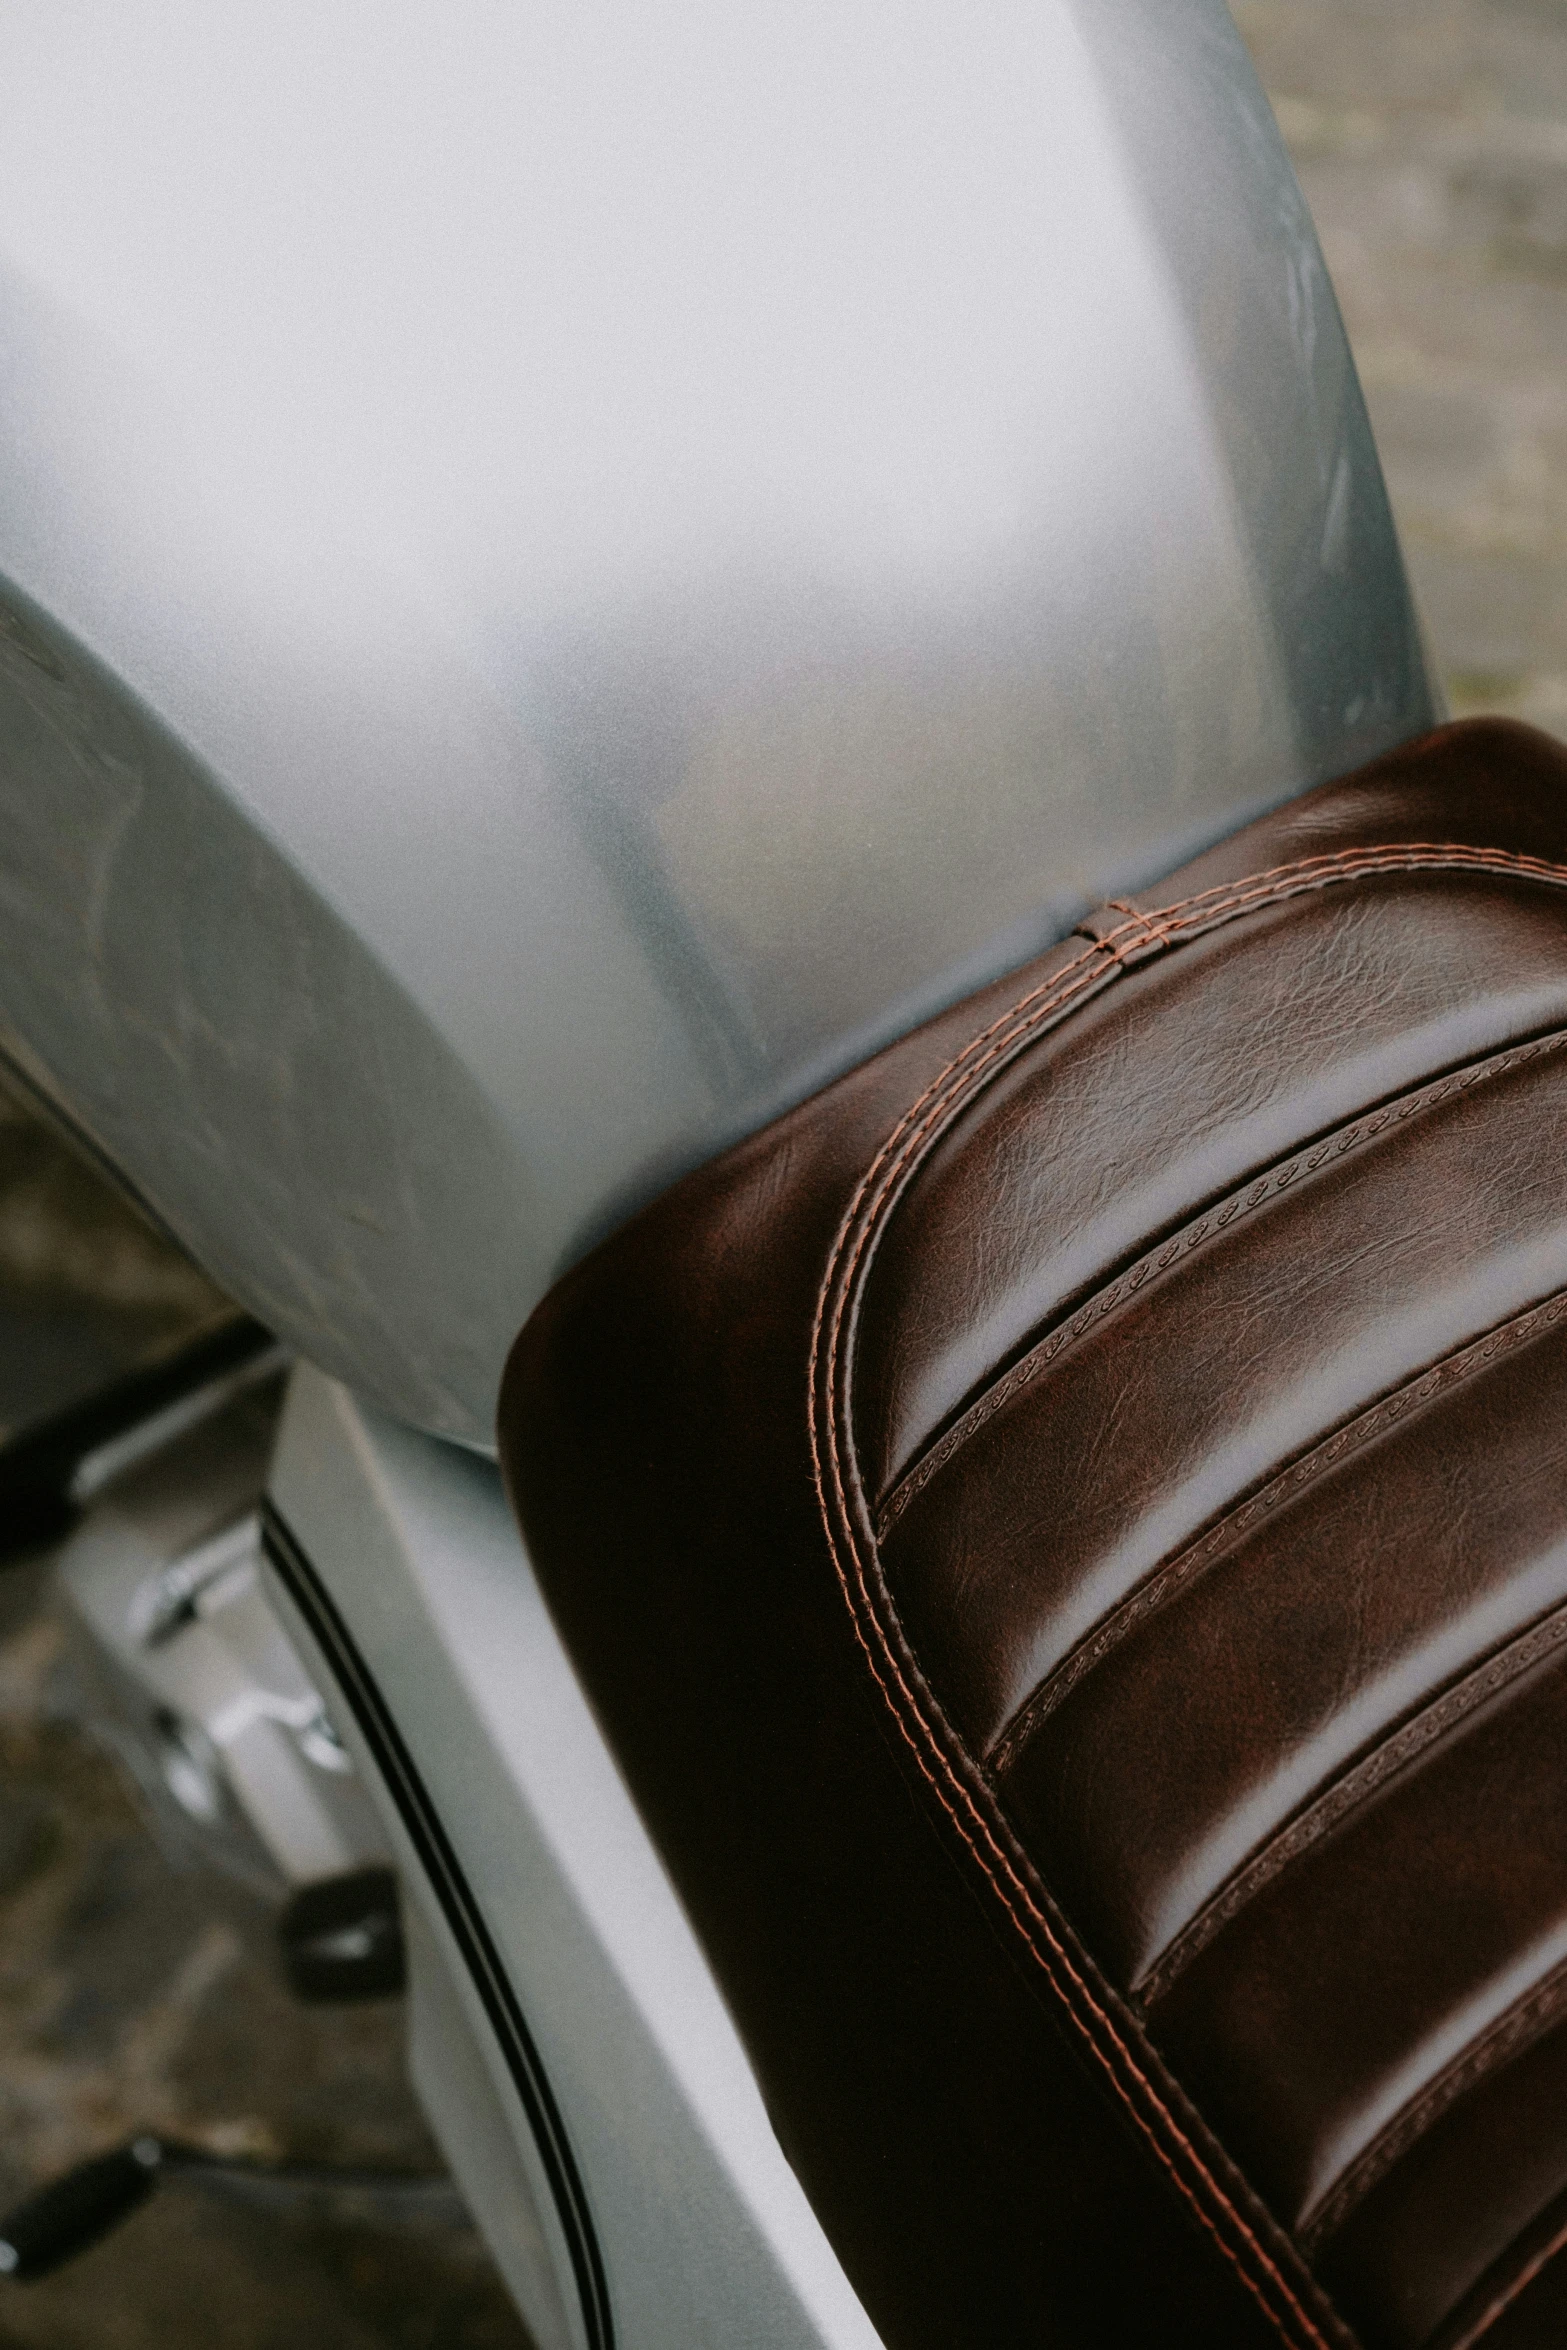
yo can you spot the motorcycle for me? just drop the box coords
[4,4,1560,2346]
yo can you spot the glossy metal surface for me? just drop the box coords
[0,0,1437,1442]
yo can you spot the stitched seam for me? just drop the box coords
[1098,898,1176,958]
[1448,2211,1567,2350]
[802,849,1549,2350]
[1145,1560,1567,2013]
[811,845,1567,2350]
[839,847,1567,1543]
[1300,1948,1567,2256]
[988,1276,1567,1782]
[813,1255,1337,2344]
[839,845,1567,1269]
[880,1028,1567,1545]
[806,1427,1332,2344]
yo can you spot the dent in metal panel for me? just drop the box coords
[0,587,536,1440]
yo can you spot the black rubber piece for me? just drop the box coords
[0,2138,163,2278]
[279,1866,406,2002]
[0,2136,461,2280]
[0,1316,273,1567]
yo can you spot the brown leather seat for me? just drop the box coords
[502,718,1567,2350]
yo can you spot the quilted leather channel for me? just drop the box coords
[505,720,1567,2350]
[853,872,1567,1507]
[845,854,1567,2349]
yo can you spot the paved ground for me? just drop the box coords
[0,1509,531,2349]
[0,1090,230,1448]
[0,5,1563,2345]
[0,1071,529,2334]
[1237,0,1567,740]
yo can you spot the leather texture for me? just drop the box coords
[502,719,1567,2350]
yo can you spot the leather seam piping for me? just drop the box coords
[879,1026,1567,1544]
[1447,2209,1567,2350]
[1151,1462,1567,2016]
[988,1270,1567,1787]
[1135,1304,1567,2008]
[811,844,1567,2350]
[1300,1944,1567,2255]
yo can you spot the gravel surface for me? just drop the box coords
[0,1512,531,2349]
[0,1089,231,1449]
[0,1538,532,2349]
[1237,0,1567,741]
[0,6,1564,2345]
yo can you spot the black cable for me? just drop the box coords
[0,2136,465,2281]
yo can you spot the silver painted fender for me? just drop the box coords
[0,0,1435,1441]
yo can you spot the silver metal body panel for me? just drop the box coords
[399,1895,581,2350]
[0,0,1436,1443]
[267,1363,884,2350]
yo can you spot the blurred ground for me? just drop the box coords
[1236,0,1567,740]
[0,1141,530,2348]
[0,4,1564,2345]
[0,1089,230,1448]
[0,1551,527,2350]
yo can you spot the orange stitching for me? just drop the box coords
[843,843,1509,1211]
[880,1029,1567,1544]
[1300,1943,1567,2254]
[808,972,1332,2338]
[807,841,1567,2350]
[1141,1522,1567,2009]
[1100,896,1181,954]
[978,1191,1567,1774]
[1448,2209,1567,2350]
[843,845,1567,1349]
[1113,839,1567,926]
[806,1397,1326,2338]
[809,1346,1342,2343]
